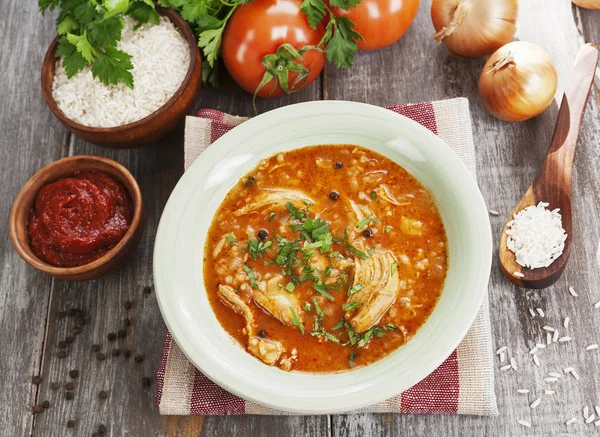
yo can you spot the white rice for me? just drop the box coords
[530,398,541,409]
[544,377,558,383]
[517,419,531,428]
[529,308,536,317]
[595,406,600,417]
[563,366,575,373]
[595,419,600,427]
[517,389,530,394]
[594,301,600,308]
[571,371,580,380]
[536,343,546,349]
[533,354,541,367]
[568,286,578,297]
[500,364,512,371]
[52,16,190,128]
[548,372,562,378]
[496,346,507,354]
[506,202,567,269]
[558,336,571,343]
[529,346,538,354]
[547,332,552,345]
[566,417,577,425]
[537,308,545,318]
[545,390,554,395]
[564,317,570,328]
[499,351,506,362]
[488,209,499,216]
[510,357,517,370]
[586,344,598,351]
[586,414,596,424]
[553,330,559,343]
[584,406,589,418]
[514,271,525,278]
[543,326,555,332]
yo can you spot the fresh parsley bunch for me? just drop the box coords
[39,0,161,89]
[158,0,362,87]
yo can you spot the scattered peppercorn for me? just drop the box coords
[134,354,144,364]
[32,375,42,385]
[41,400,50,409]
[363,228,373,238]
[58,341,68,349]
[123,301,132,310]
[98,424,107,434]
[91,344,101,353]
[67,308,77,317]
[65,336,75,344]
[107,333,116,342]
[123,350,132,358]
[65,392,74,401]
[96,352,106,361]
[111,348,120,357]
[72,326,82,335]
[329,191,340,201]
[50,382,59,390]
[65,382,74,391]
[98,390,108,400]
[258,330,267,338]
[245,176,256,187]
[69,370,79,379]
[141,376,152,387]
[32,404,43,414]
[123,318,132,327]
[66,419,75,428]
[57,351,67,359]
[117,329,126,339]
[143,286,152,295]
[257,229,268,240]
[335,161,343,169]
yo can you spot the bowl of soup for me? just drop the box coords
[154,100,492,413]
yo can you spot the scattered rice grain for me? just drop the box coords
[488,210,500,216]
[584,407,589,418]
[563,366,575,373]
[496,346,507,355]
[548,372,562,378]
[500,364,512,371]
[545,390,554,395]
[514,272,525,278]
[530,398,541,409]
[586,414,596,424]
[543,326,555,332]
[533,354,541,367]
[537,308,545,317]
[529,308,537,317]
[547,332,552,345]
[544,377,558,383]
[553,330,559,342]
[571,371,580,380]
[559,336,571,343]
[510,357,517,370]
[517,389,530,394]
[566,417,577,425]
[517,419,531,428]
[586,344,598,351]
[500,351,506,362]
[568,286,578,297]
[594,301,600,309]
[529,346,538,354]
[564,317,570,328]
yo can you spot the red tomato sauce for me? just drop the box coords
[27,171,133,267]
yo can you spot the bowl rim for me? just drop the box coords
[153,100,493,413]
[9,155,144,277]
[40,7,198,133]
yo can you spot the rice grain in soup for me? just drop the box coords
[52,16,190,128]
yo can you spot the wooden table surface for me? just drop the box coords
[2,1,600,436]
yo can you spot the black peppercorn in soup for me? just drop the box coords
[204,145,448,372]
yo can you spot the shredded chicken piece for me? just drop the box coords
[253,276,302,326]
[233,188,314,216]
[376,185,411,206]
[248,337,284,365]
[363,170,388,184]
[345,251,400,333]
[400,217,424,236]
[214,235,248,289]
[217,285,284,365]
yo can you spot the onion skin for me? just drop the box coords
[431,0,518,58]
[572,0,600,9]
[479,42,558,122]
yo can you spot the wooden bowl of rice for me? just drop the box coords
[41,8,201,149]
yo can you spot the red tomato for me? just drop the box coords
[333,0,420,51]
[222,0,326,98]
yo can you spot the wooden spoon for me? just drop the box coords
[499,43,599,289]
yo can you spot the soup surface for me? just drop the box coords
[204,145,447,372]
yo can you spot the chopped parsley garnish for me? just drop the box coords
[234,286,240,293]
[313,284,335,301]
[370,191,377,200]
[269,211,277,222]
[313,297,324,319]
[390,262,397,277]
[243,264,259,289]
[247,239,273,261]
[304,302,312,312]
[356,216,381,229]
[324,331,341,343]
[332,318,345,330]
[226,233,236,245]
[342,301,360,311]
[383,323,397,331]
[385,226,393,233]
[358,327,375,347]
[349,351,358,367]
[290,307,304,335]
[275,238,300,274]
[348,283,364,297]
[285,282,296,293]
[344,229,369,260]
[286,202,306,220]
[302,198,314,207]
[328,251,342,258]
[367,248,376,256]
[324,264,334,276]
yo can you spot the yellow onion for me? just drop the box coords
[572,0,600,8]
[431,0,518,58]
[479,42,558,122]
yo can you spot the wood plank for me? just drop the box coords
[32,73,326,435]
[0,2,69,436]
[328,1,600,436]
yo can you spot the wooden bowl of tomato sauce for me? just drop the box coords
[9,155,144,281]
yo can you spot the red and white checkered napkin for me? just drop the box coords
[156,98,498,416]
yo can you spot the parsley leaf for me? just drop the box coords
[349,350,357,367]
[198,27,224,68]
[342,301,360,311]
[390,262,397,277]
[313,297,324,319]
[324,331,340,343]
[324,17,361,69]
[127,2,160,27]
[344,229,369,260]
[324,264,334,276]
[348,283,363,297]
[91,46,134,89]
[56,37,87,77]
[313,284,335,301]
[285,282,296,293]
[332,318,345,330]
[385,226,393,233]
[66,32,94,63]
[243,264,259,289]
[356,217,380,229]
[370,190,377,200]
[247,239,273,261]
[57,15,79,36]
[87,16,123,48]
[300,0,326,29]
[227,233,237,245]
[304,302,312,312]
[290,307,305,335]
